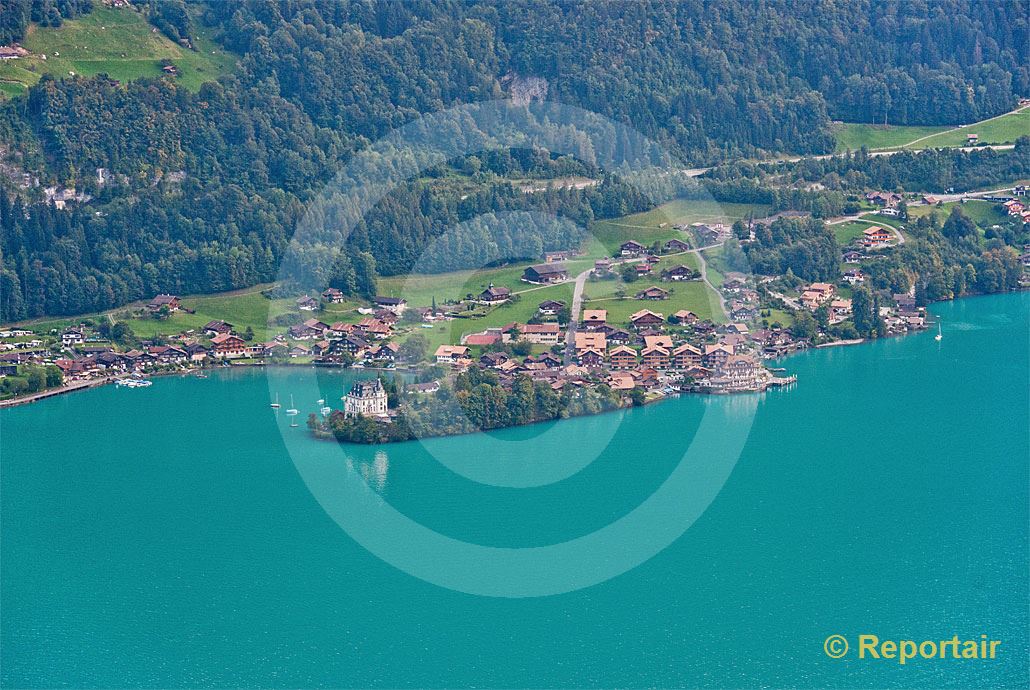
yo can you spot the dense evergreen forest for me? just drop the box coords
[1,0,1027,322]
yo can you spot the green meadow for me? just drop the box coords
[0,6,235,97]
[833,123,949,152]
[834,106,1029,152]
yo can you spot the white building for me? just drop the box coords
[343,378,388,418]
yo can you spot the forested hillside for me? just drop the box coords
[1,0,1027,322]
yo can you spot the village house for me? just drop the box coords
[801,282,836,309]
[334,334,370,356]
[865,191,902,207]
[373,296,407,315]
[593,258,612,275]
[321,288,346,304]
[661,264,697,281]
[966,133,979,145]
[607,328,632,345]
[343,378,389,418]
[290,344,311,358]
[574,331,607,356]
[671,309,698,325]
[578,348,605,368]
[830,299,853,323]
[296,295,319,311]
[184,343,209,362]
[703,343,734,369]
[861,225,893,248]
[538,299,565,315]
[672,343,703,369]
[479,352,510,368]
[635,285,669,300]
[523,263,569,284]
[608,345,638,370]
[148,345,188,364]
[634,263,653,276]
[641,346,670,370]
[619,240,647,257]
[61,327,86,347]
[147,294,181,313]
[203,320,233,336]
[210,333,247,358]
[289,318,330,340]
[643,335,674,350]
[435,345,470,365]
[478,285,512,304]
[663,238,691,253]
[629,309,664,329]
[581,309,607,330]
[842,269,865,285]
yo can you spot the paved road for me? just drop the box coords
[561,241,729,363]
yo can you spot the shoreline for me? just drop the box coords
[1,289,1020,414]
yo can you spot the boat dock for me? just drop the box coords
[0,378,113,409]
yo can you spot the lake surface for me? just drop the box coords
[2,292,1027,687]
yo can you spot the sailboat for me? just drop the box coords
[270,392,281,409]
[286,394,299,416]
[934,321,943,341]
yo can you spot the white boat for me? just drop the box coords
[270,393,281,409]
[286,394,299,416]
[934,322,943,341]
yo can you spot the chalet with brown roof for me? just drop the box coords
[373,296,407,315]
[663,238,691,253]
[703,343,734,368]
[479,285,512,304]
[662,265,697,281]
[608,345,638,370]
[582,309,607,329]
[643,335,673,350]
[641,346,670,370]
[574,331,607,354]
[620,240,647,257]
[211,333,246,358]
[672,343,703,369]
[203,320,233,336]
[296,295,319,311]
[629,309,664,328]
[435,345,470,364]
[861,226,893,247]
[634,263,653,275]
[635,285,669,300]
[578,348,605,368]
[671,309,698,325]
[523,263,569,283]
[538,299,566,315]
[147,294,180,313]
[321,288,346,304]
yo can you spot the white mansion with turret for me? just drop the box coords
[343,378,388,418]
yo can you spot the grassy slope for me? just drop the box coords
[908,110,1029,149]
[834,107,1029,152]
[8,199,759,342]
[834,123,949,152]
[0,6,234,97]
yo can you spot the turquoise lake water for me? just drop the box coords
[2,292,1027,687]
